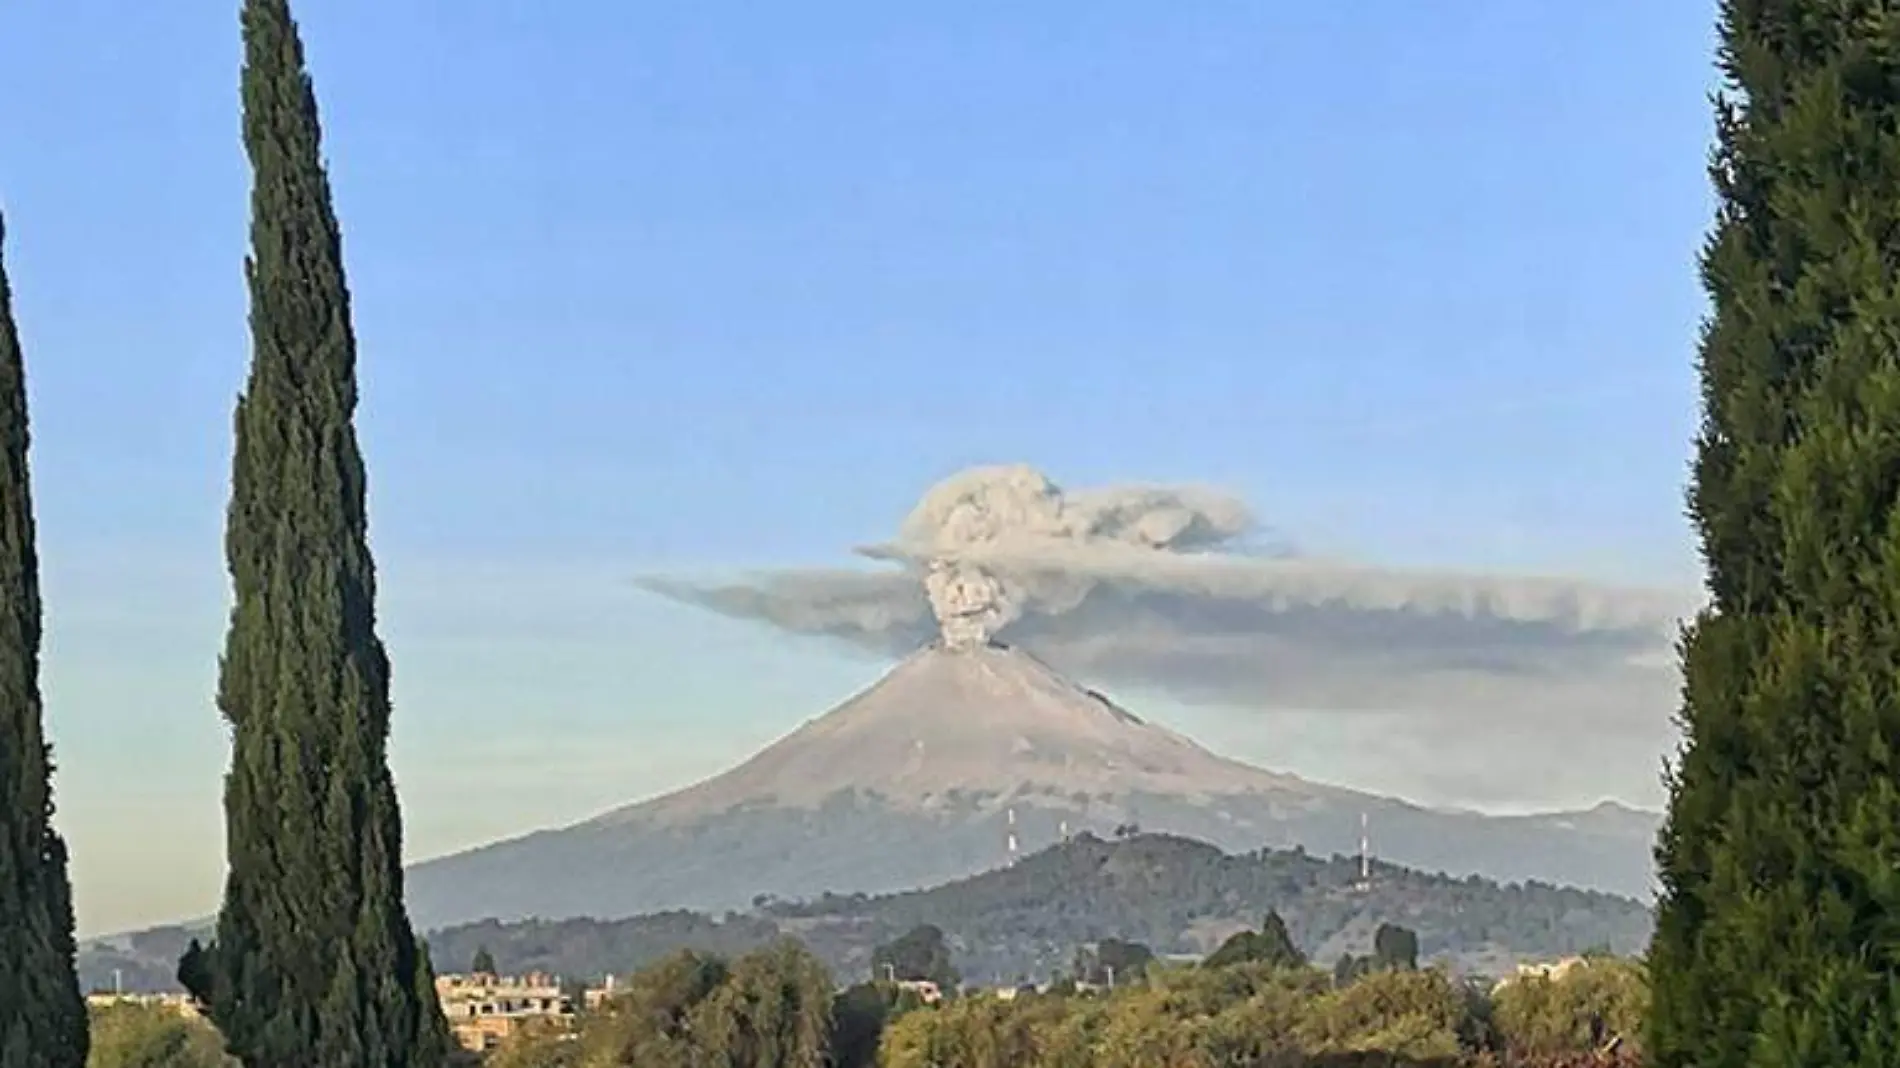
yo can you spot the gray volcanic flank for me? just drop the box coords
[402,642,1657,931]
[629,641,1330,817]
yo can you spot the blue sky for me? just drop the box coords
[0,1,1716,934]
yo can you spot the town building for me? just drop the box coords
[1491,955,1591,992]
[895,978,944,1005]
[582,974,624,1012]
[84,992,201,1018]
[434,971,574,1053]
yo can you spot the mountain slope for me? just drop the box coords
[621,639,1326,814]
[403,643,1658,930]
[422,831,1654,987]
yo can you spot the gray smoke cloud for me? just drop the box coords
[876,464,1264,648]
[637,464,1696,768]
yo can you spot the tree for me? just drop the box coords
[1294,968,1471,1061]
[470,948,496,978]
[1203,911,1307,971]
[582,950,729,1068]
[0,213,88,1068]
[1649,3,1900,1066]
[827,983,897,1068]
[176,2,447,1064]
[1256,912,1304,969]
[870,925,959,990]
[1371,923,1418,972]
[1332,953,1370,988]
[1072,939,1153,987]
[481,1023,575,1068]
[878,995,1046,1068]
[696,940,833,1068]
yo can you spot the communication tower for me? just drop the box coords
[1353,812,1372,892]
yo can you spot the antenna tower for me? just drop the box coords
[1354,812,1372,892]
[1006,807,1019,863]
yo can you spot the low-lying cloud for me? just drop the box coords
[638,464,1696,730]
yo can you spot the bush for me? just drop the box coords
[1491,959,1645,1059]
[1293,969,1475,1061]
[86,1003,233,1068]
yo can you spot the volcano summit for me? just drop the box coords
[403,638,1658,931]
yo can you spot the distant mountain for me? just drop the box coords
[424,830,1654,987]
[78,922,205,995]
[404,642,1659,930]
[78,831,1653,995]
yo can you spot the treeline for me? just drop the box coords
[876,964,1643,1068]
[480,917,1646,1068]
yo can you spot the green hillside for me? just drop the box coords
[421,832,1651,986]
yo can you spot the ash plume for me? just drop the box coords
[873,465,1265,648]
[637,464,1695,740]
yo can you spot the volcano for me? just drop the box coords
[401,642,1658,930]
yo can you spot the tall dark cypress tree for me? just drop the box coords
[0,216,88,1068]
[176,3,448,1065]
[1650,3,1900,1065]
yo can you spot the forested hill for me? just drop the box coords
[420,832,1653,987]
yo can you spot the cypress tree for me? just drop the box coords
[177,3,448,1065]
[0,215,88,1068]
[1650,3,1900,1065]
